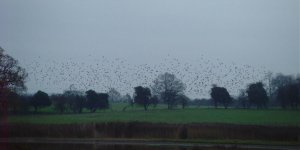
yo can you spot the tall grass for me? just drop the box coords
[5,122,300,142]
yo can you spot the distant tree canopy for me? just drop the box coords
[7,92,31,114]
[98,93,109,110]
[0,47,27,114]
[190,98,213,107]
[18,94,32,113]
[210,85,232,109]
[276,77,300,109]
[86,90,98,112]
[32,90,51,112]
[247,82,268,109]
[85,90,109,113]
[271,74,294,92]
[237,90,248,109]
[51,94,66,114]
[3,46,300,114]
[124,94,133,105]
[7,91,20,113]
[134,86,152,111]
[152,72,186,109]
[50,85,86,114]
[176,94,190,109]
[108,88,122,103]
[63,86,85,113]
[268,74,294,100]
[149,95,159,107]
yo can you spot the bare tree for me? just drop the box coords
[271,73,293,93]
[151,72,186,109]
[264,71,273,98]
[0,47,27,114]
[108,88,122,103]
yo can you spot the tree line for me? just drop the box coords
[211,74,300,109]
[5,73,300,114]
[6,89,109,114]
[4,72,189,113]
[0,47,299,115]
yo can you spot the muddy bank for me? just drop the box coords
[3,122,300,142]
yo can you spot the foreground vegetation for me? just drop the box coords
[7,121,300,145]
[7,104,300,126]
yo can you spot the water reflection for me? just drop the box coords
[9,143,259,150]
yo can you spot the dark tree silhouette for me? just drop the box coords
[63,87,85,113]
[277,85,287,109]
[277,82,299,109]
[52,91,86,114]
[0,47,27,114]
[176,94,189,109]
[286,83,299,109]
[85,90,109,113]
[18,94,32,113]
[86,90,99,113]
[247,82,268,109]
[152,72,186,109]
[70,95,86,113]
[270,74,293,102]
[134,86,151,111]
[98,93,109,110]
[0,47,27,143]
[271,74,293,92]
[51,94,67,114]
[149,95,159,107]
[7,91,20,114]
[210,85,232,109]
[32,90,51,112]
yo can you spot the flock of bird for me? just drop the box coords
[22,54,270,98]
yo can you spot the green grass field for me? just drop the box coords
[7,103,300,126]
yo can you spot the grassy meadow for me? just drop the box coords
[7,103,300,126]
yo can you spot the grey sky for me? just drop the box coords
[0,0,299,98]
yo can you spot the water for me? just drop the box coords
[7,143,265,150]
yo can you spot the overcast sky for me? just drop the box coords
[0,0,299,98]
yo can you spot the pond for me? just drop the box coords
[7,143,243,150]
[5,142,289,150]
